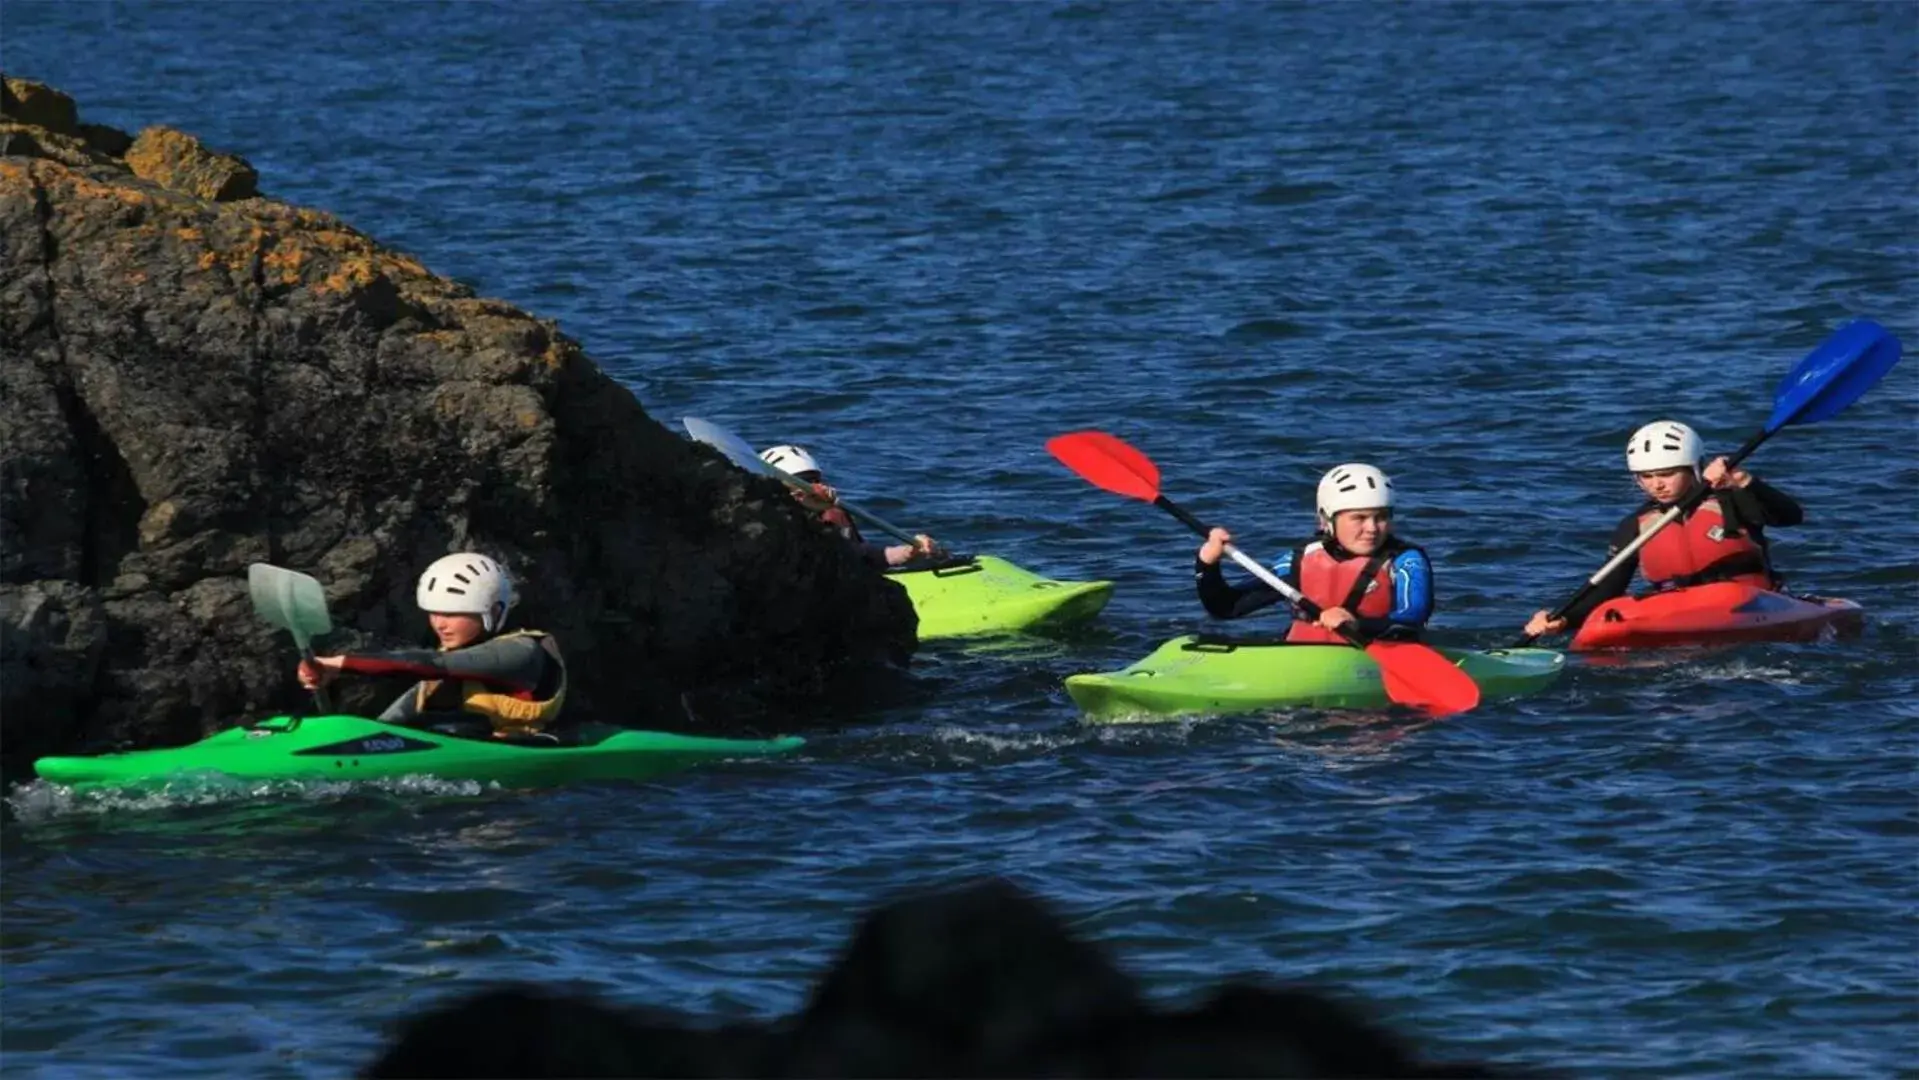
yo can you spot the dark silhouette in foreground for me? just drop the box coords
[366,879,1530,1078]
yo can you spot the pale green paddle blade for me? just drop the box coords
[682,416,785,477]
[247,563,332,650]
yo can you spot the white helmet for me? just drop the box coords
[1316,464,1395,525]
[759,444,822,478]
[1625,420,1703,474]
[416,552,515,633]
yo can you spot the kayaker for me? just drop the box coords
[759,443,944,568]
[1195,463,1433,643]
[296,553,567,739]
[1523,420,1804,638]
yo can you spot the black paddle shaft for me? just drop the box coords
[301,645,334,713]
[1516,425,1773,646]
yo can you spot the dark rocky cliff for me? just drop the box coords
[365,879,1518,1078]
[0,77,916,760]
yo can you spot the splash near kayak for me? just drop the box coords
[1569,583,1864,652]
[32,715,804,792]
[1064,637,1563,722]
[890,555,1113,639]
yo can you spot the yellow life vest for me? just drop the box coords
[415,630,567,737]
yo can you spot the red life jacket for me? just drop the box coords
[1635,497,1773,589]
[1284,540,1397,644]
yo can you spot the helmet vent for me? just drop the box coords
[446,586,467,595]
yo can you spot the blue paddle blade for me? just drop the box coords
[1766,319,1902,432]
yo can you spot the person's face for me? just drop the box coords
[428,611,485,649]
[1634,467,1695,505]
[1332,508,1392,555]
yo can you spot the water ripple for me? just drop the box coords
[5,1,1918,1077]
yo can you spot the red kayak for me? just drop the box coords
[1570,582,1865,651]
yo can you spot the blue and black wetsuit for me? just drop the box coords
[1194,535,1434,642]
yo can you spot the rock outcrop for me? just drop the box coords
[0,77,916,761]
[365,879,1520,1078]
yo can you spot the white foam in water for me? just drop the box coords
[5,773,494,823]
[1670,659,1803,686]
[929,724,1085,756]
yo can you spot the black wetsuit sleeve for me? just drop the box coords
[1195,559,1285,620]
[1560,514,1642,628]
[1724,477,1802,528]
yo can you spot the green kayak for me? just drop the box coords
[33,714,805,791]
[890,555,1113,640]
[1065,636,1565,721]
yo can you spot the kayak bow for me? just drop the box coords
[891,555,1112,639]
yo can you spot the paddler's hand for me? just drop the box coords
[1198,527,1232,566]
[1703,457,1751,490]
[1525,610,1567,638]
[795,482,838,511]
[297,655,344,690]
[1317,606,1356,632]
[883,535,939,566]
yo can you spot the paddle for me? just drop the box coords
[1513,318,1903,647]
[248,562,335,712]
[1046,431,1481,717]
[680,416,927,546]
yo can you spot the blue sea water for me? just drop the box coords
[4,3,1917,1075]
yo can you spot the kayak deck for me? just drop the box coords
[1066,636,1565,722]
[33,715,805,791]
[1570,583,1864,651]
[889,554,1112,639]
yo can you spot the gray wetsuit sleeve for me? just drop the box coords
[378,686,422,723]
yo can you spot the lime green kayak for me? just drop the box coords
[33,715,805,791]
[1065,636,1565,721]
[890,555,1112,639]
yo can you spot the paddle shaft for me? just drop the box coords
[1152,495,1381,650]
[298,642,334,713]
[1516,425,1771,646]
[756,470,921,545]
[679,420,924,544]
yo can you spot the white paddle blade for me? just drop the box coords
[247,563,332,648]
[682,417,784,478]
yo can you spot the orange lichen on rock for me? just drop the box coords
[125,125,258,202]
[315,254,381,296]
[263,239,310,285]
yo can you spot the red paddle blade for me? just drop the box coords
[1366,642,1481,717]
[1046,431,1162,502]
